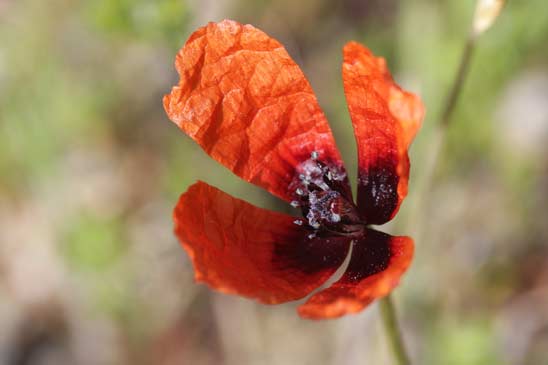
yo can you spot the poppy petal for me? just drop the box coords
[342,42,424,224]
[164,20,345,202]
[298,228,413,319]
[174,181,351,304]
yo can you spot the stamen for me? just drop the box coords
[316,181,330,191]
[308,192,318,205]
[288,156,358,234]
[331,213,341,223]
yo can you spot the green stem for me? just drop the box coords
[380,295,410,365]
[440,33,477,128]
[423,32,478,191]
[427,32,478,182]
[425,33,476,178]
[410,32,479,234]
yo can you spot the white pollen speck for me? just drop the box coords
[290,200,299,208]
[317,181,330,191]
[308,192,318,204]
[293,219,303,226]
[331,213,341,223]
[296,188,304,196]
[311,151,319,160]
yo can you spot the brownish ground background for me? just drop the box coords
[1,0,548,364]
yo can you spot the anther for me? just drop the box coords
[293,219,303,226]
[317,181,330,191]
[290,200,299,208]
[296,188,304,196]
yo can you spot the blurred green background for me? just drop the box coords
[1,0,548,364]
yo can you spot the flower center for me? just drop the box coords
[289,152,363,238]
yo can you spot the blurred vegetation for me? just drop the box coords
[1,0,548,364]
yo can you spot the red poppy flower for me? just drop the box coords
[163,20,424,319]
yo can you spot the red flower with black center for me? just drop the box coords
[164,20,424,319]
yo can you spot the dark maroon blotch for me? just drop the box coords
[357,159,399,225]
[272,231,351,274]
[342,228,391,283]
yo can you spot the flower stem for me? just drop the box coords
[380,295,410,365]
[428,32,478,180]
[440,33,476,128]
[409,31,479,234]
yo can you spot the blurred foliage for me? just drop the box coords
[86,0,190,47]
[428,320,500,365]
[61,213,126,271]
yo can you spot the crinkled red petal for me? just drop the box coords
[342,42,424,224]
[174,181,351,304]
[164,20,344,202]
[298,228,413,319]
